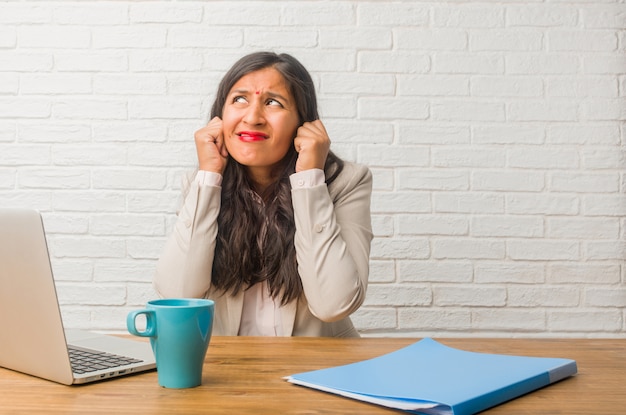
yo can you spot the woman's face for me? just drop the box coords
[221,67,300,180]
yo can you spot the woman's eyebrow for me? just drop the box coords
[266,91,290,103]
[230,88,290,103]
[230,88,250,96]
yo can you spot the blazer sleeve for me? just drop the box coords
[291,162,373,322]
[153,173,221,298]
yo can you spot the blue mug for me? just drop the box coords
[127,298,214,388]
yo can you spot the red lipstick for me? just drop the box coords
[238,131,269,142]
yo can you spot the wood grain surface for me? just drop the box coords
[1,336,624,414]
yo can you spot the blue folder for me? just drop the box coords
[285,338,577,415]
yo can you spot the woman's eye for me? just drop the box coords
[267,98,283,107]
[233,96,247,104]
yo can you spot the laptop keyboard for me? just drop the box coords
[68,346,143,374]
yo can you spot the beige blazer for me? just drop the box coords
[153,161,373,337]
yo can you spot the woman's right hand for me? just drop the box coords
[194,116,229,174]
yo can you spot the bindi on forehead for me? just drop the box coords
[255,91,260,95]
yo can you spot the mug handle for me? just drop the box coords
[126,309,157,337]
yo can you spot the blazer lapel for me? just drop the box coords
[224,292,244,336]
[280,299,298,336]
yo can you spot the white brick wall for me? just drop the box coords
[1,0,624,338]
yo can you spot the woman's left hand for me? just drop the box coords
[294,119,331,173]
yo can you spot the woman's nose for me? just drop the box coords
[243,101,265,125]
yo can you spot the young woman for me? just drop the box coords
[154,51,372,337]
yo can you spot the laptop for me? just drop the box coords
[0,208,156,385]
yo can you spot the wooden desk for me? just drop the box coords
[0,337,624,414]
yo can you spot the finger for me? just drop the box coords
[216,132,229,158]
[297,122,319,138]
[206,116,223,139]
[303,119,326,136]
[293,137,302,153]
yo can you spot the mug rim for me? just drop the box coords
[147,298,214,308]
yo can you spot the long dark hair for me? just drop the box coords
[210,51,344,304]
